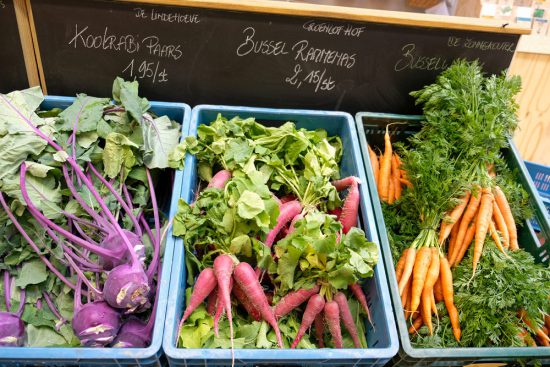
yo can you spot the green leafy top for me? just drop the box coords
[410,59,521,186]
[177,114,342,210]
[272,211,378,298]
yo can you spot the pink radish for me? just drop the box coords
[332,176,360,192]
[273,284,320,319]
[264,200,302,247]
[324,301,343,348]
[207,287,218,316]
[233,262,283,348]
[314,313,325,348]
[334,292,361,348]
[350,283,373,326]
[213,255,235,346]
[290,294,325,349]
[339,178,361,234]
[207,170,232,189]
[214,277,233,337]
[328,207,342,220]
[233,281,261,322]
[177,268,217,337]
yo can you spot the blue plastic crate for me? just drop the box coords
[0,96,191,367]
[355,112,550,366]
[163,105,399,367]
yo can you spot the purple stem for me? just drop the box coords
[4,271,11,311]
[43,291,67,329]
[103,106,125,114]
[74,277,83,311]
[64,253,102,295]
[36,297,42,310]
[21,166,121,260]
[65,212,106,232]
[61,165,109,229]
[121,184,143,237]
[64,245,103,272]
[145,168,161,278]
[73,222,100,246]
[17,289,26,316]
[88,164,142,235]
[139,215,156,263]
[0,193,79,293]
[0,94,138,266]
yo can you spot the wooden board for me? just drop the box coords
[29,0,522,114]
[510,51,550,166]
[0,0,33,91]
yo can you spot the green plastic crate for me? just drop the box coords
[355,112,550,366]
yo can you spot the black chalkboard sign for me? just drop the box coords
[0,0,29,92]
[30,0,520,114]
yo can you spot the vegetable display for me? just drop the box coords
[371,60,550,348]
[173,114,379,352]
[0,79,182,347]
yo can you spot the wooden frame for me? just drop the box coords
[119,0,531,34]
[13,0,40,87]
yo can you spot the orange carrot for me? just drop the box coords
[398,248,417,296]
[421,248,440,334]
[378,127,392,201]
[401,276,411,308]
[392,154,402,200]
[472,188,493,276]
[545,314,550,331]
[408,315,424,334]
[399,177,413,189]
[447,218,461,260]
[405,283,413,319]
[388,174,395,204]
[519,327,537,347]
[410,247,432,314]
[492,200,509,248]
[489,220,508,256]
[395,249,409,282]
[519,309,550,343]
[449,190,481,263]
[367,145,379,186]
[431,290,437,316]
[493,186,518,250]
[439,192,471,245]
[440,257,461,341]
[452,219,476,267]
[434,278,443,303]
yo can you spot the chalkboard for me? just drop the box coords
[0,0,29,92]
[30,0,520,114]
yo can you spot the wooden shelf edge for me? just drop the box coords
[13,0,40,87]
[119,0,532,34]
[516,35,550,55]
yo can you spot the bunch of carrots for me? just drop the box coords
[374,128,549,346]
[441,180,517,270]
[367,125,411,204]
[369,128,461,341]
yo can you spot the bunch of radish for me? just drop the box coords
[174,114,379,352]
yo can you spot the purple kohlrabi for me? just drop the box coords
[72,301,121,347]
